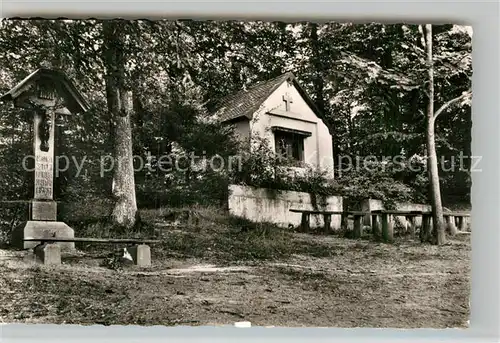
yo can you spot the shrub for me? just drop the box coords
[0,202,28,244]
[229,134,419,210]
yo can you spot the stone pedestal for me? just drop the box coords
[381,213,394,243]
[31,200,57,221]
[353,215,363,239]
[371,214,381,239]
[12,220,74,251]
[445,215,458,236]
[407,216,416,238]
[35,243,61,265]
[126,244,151,267]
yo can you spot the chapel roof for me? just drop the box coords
[211,72,323,122]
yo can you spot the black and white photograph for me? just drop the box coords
[0,19,472,328]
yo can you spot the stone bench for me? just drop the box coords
[24,237,160,267]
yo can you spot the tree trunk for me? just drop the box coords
[425,24,446,245]
[310,23,326,116]
[111,90,137,228]
[103,20,138,229]
[53,121,67,200]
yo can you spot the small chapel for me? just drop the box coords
[211,72,334,177]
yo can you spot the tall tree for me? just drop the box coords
[423,24,445,244]
[102,20,138,228]
[423,24,472,244]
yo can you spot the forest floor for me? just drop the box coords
[0,208,471,328]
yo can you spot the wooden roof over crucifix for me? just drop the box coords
[0,68,89,114]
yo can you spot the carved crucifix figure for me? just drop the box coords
[282,93,293,111]
[38,109,52,152]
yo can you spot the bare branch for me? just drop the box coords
[433,90,472,121]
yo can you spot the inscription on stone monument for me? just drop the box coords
[34,155,54,199]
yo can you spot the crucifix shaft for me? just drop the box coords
[33,108,56,200]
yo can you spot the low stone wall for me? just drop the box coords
[228,184,343,229]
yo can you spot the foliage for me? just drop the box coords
[334,164,421,210]
[0,20,472,225]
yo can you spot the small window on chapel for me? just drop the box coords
[274,131,304,162]
[272,127,311,166]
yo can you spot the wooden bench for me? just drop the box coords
[370,210,470,242]
[370,210,427,242]
[445,212,470,232]
[290,209,339,234]
[289,209,371,238]
[290,208,471,243]
[24,237,160,267]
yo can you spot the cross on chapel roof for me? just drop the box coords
[282,93,293,111]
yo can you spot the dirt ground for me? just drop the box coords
[0,231,470,328]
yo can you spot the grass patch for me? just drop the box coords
[158,219,295,262]
[9,202,350,264]
[65,204,338,264]
[60,203,297,262]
